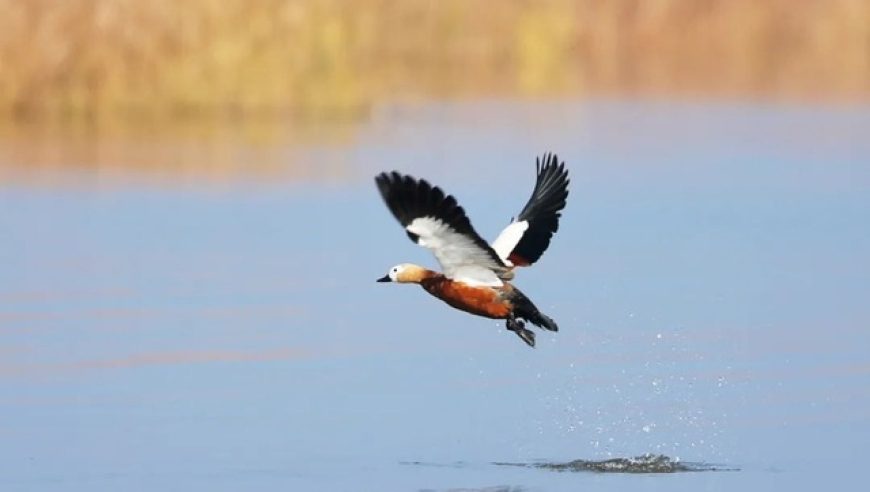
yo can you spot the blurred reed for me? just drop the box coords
[0,0,868,124]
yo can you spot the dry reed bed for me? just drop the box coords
[0,0,868,121]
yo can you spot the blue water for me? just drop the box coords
[1,100,868,491]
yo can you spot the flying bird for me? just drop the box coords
[374,153,570,347]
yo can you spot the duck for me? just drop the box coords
[374,153,570,347]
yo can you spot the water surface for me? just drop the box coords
[1,100,868,491]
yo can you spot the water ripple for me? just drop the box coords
[493,454,736,473]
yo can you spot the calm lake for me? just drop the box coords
[2,99,869,491]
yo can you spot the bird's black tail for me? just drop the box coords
[529,309,559,332]
[510,288,559,332]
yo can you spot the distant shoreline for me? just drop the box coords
[1,0,868,123]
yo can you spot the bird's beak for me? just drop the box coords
[376,275,391,283]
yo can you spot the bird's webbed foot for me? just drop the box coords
[506,317,535,348]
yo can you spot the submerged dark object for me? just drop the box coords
[494,454,734,474]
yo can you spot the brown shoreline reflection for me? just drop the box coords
[0,118,358,187]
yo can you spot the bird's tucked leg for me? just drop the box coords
[506,316,535,348]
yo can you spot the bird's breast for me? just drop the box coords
[420,277,512,319]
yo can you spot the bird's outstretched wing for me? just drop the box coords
[375,172,511,286]
[491,153,570,267]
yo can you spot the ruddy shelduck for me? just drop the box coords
[375,153,570,347]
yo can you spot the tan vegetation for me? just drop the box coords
[0,0,868,123]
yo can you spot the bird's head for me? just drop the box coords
[376,263,428,284]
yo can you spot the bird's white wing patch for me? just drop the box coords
[491,220,529,264]
[407,217,504,287]
[449,265,504,287]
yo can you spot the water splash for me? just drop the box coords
[494,454,735,473]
